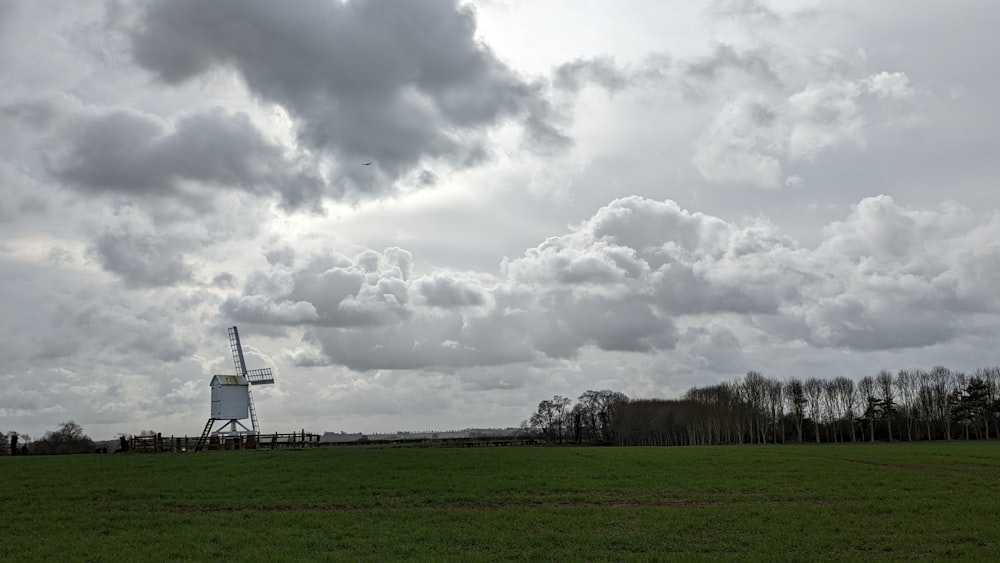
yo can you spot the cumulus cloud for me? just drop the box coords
[222,248,414,329]
[130,0,566,193]
[537,36,917,191]
[792,196,999,350]
[693,71,911,188]
[787,80,866,159]
[693,94,786,188]
[418,274,488,308]
[865,71,914,101]
[222,195,1000,373]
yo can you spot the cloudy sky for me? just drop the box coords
[2,0,999,439]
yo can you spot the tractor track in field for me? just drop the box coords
[159,496,830,514]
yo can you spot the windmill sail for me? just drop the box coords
[229,326,274,385]
[246,368,274,385]
[229,326,248,376]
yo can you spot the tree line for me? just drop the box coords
[1,421,97,456]
[524,366,1000,446]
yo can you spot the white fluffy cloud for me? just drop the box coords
[223,195,1000,374]
[693,70,916,188]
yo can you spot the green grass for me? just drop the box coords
[2,442,998,561]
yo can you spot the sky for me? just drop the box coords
[2,0,999,439]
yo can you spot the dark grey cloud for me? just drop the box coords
[0,251,208,435]
[92,225,192,288]
[0,1,16,63]
[212,272,237,288]
[265,246,296,267]
[0,383,43,412]
[0,256,199,372]
[47,106,325,210]
[83,202,236,288]
[40,300,196,363]
[131,0,565,191]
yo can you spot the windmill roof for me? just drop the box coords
[211,374,248,387]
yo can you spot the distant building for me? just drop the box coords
[351,428,524,442]
[320,432,367,443]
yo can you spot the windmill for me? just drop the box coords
[196,326,274,450]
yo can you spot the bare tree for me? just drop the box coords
[526,366,1000,450]
[529,396,572,443]
[822,379,841,442]
[929,366,955,439]
[803,378,824,443]
[917,370,935,439]
[613,399,699,446]
[876,370,895,441]
[576,390,602,444]
[686,385,727,444]
[895,369,919,441]
[785,378,806,443]
[832,377,856,442]
[595,390,629,444]
[858,376,877,442]
[766,377,785,444]
[744,371,769,444]
[29,421,95,455]
[959,373,990,440]
[979,367,1000,438]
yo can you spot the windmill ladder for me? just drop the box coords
[248,389,260,435]
[195,418,216,452]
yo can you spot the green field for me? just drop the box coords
[3,442,998,561]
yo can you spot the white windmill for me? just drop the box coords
[196,326,274,450]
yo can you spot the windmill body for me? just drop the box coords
[209,375,250,434]
[197,327,275,448]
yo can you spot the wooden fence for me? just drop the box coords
[128,431,320,453]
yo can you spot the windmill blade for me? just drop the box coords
[247,368,274,385]
[229,326,248,376]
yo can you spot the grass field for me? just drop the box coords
[2,442,998,561]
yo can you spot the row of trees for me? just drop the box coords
[1,421,96,456]
[0,431,28,456]
[525,366,1000,446]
